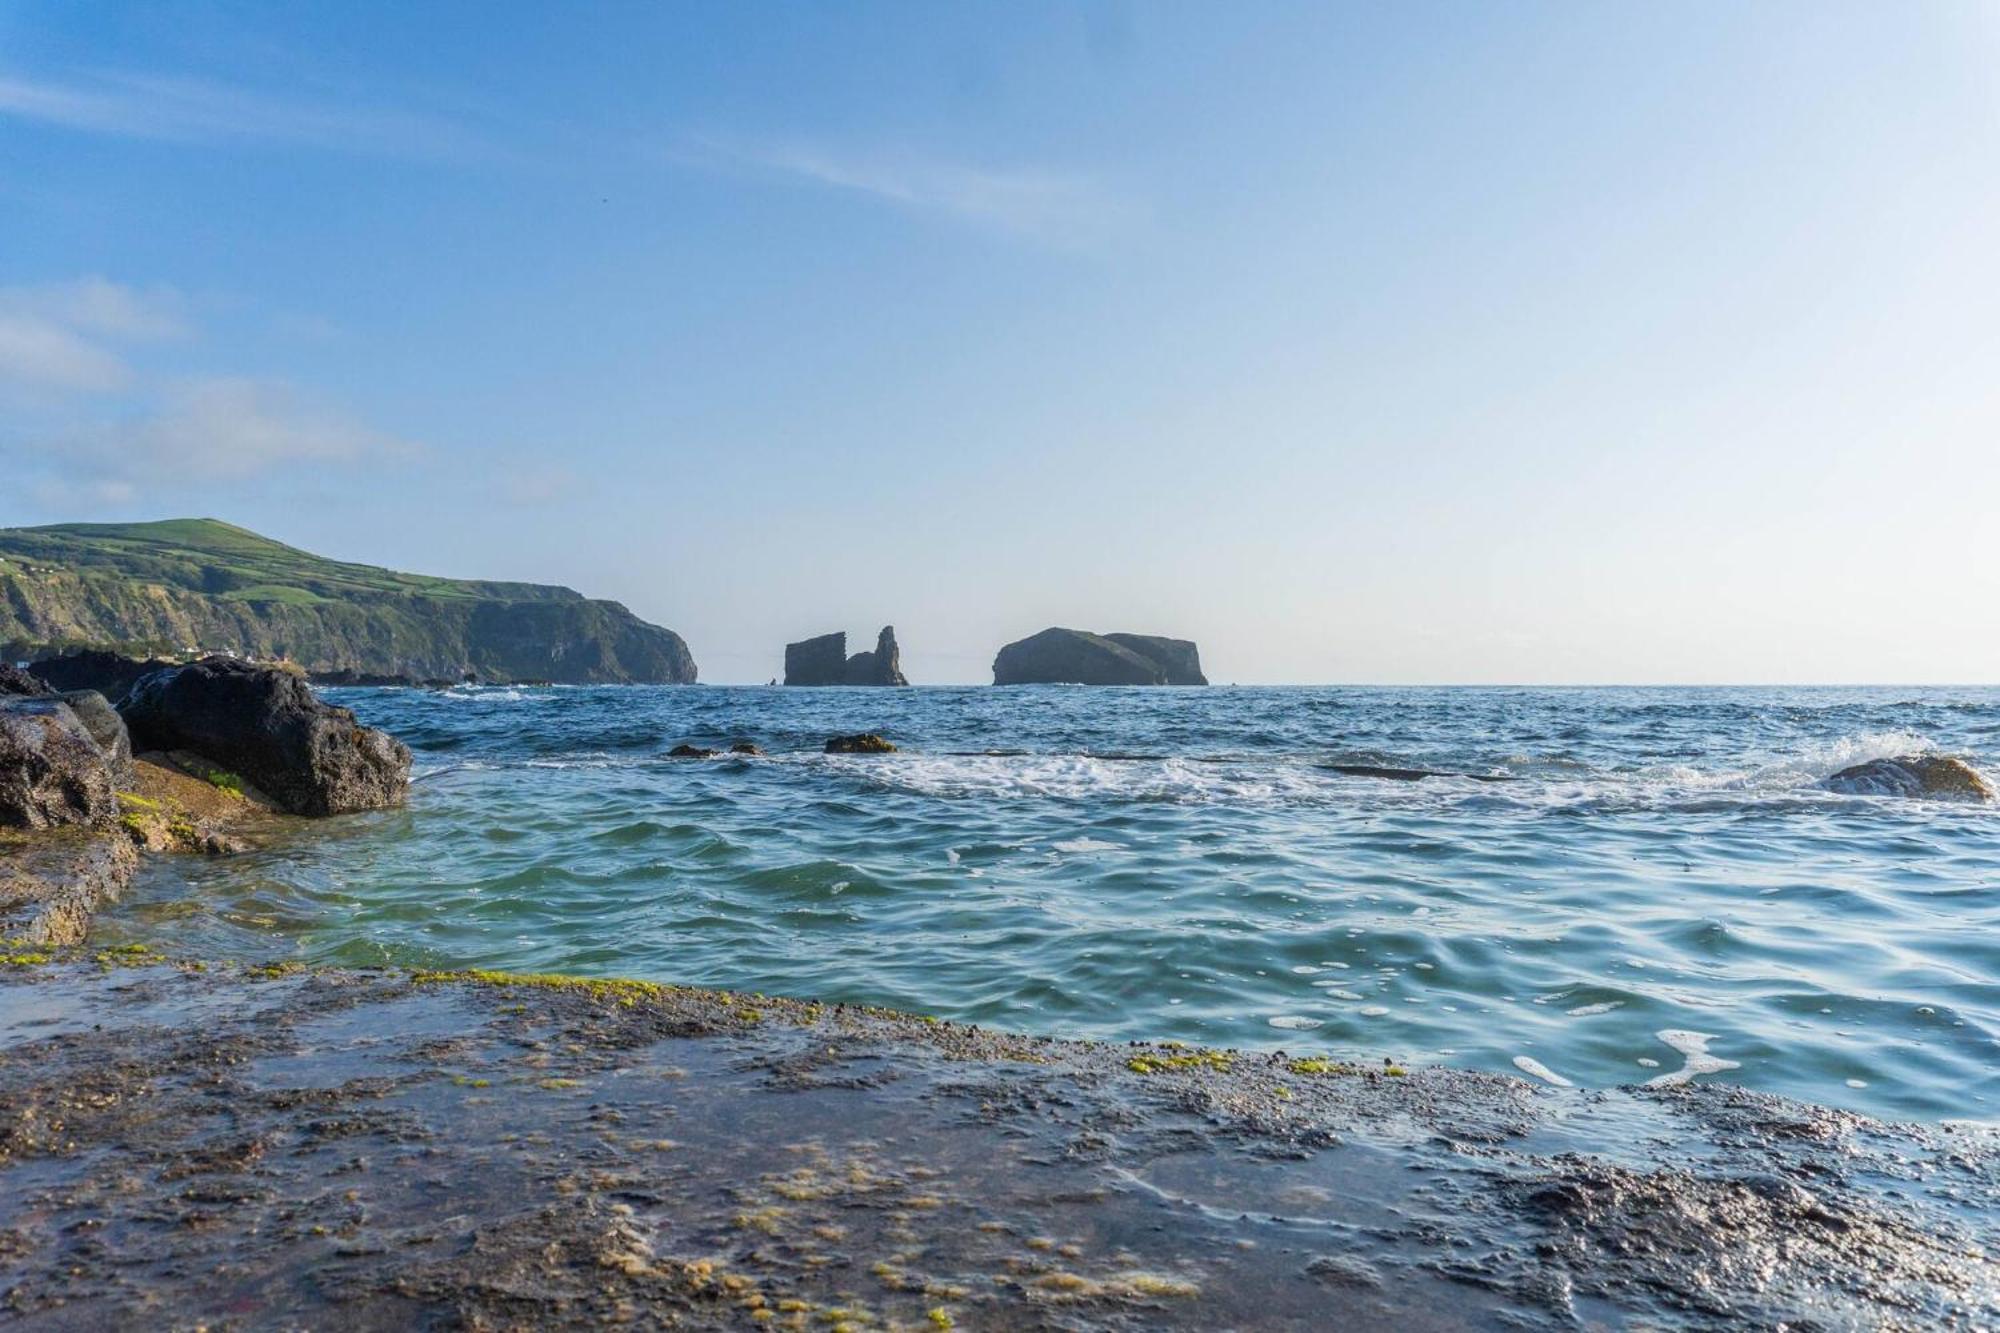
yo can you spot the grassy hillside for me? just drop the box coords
[0,519,696,684]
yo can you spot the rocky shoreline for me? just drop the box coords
[4,658,1997,1329]
[0,956,1992,1329]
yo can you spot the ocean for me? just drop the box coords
[104,684,2000,1125]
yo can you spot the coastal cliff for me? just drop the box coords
[0,519,696,685]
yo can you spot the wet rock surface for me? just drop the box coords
[118,657,411,817]
[0,699,116,831]
[0,831,136,945]
[825,733,897,754]
[1826,753,1995,801]
[0,962,1992,1330]
[50,692,130,787]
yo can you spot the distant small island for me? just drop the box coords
[0,519,696,686]
[993,628,1207,686]
[784,627,908,686]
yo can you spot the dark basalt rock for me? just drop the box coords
[785,633,848,686]
[0,698,117,829]
[1825,754,1994,801]
[825,733,896,754]
[54,691,132,786]
[786,627,910,686]
[728,741,763,756]
[26,649,175,705]
[0,664,53,697]
[667,744,717,759]
[992,627,1207,686]
[842,626,909,686]
[119,657,411,817]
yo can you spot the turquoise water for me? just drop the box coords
[112,685,2000,1124]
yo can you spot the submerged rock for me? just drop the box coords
[825,732,896,754]
[1824,754,1994,801]
[0,698,117,830]
[119,657,411,817]
[0,960,1991,1329]
[728,741,763,756]
[667,744,717,759]
[992,627,1208,686]
[785,627,910,686]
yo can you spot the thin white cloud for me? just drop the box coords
[0,278,183,394]
[0,315,130,393]
[57,377,408,483]
[0,277,413,497]
[680,135,1136,246]
[0,70,489,160]
[491,463,585,507]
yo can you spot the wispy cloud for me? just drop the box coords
[0,278,412,502]
[0,69,489,159]
[678,135,1136,247]
[57,378,408,483]
[0,278,184,394]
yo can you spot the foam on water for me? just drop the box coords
[133,682,2000,1124]
[1644,1031,1742,1088]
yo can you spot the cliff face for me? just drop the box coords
[992,628,1206,686]
[0,519,696,685]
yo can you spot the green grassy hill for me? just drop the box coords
[0,519,697,684]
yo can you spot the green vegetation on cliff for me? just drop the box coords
[0,519,697,684]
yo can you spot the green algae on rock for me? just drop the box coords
[2,958,1992,1329]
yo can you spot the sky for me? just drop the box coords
[2,2,1999,684]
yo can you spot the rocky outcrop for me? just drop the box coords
[785,627,910,686]
[1825,755,1994,801]
[54,691,132,785]
[825,733,896,754]
[119,657,411,816]
[0,664,52,697]
[26,649,175,703]
[991,628,1207,686]
[0,698,118,830]
[843,626,909,686]
[784,633,848,686]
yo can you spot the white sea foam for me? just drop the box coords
[1567,1001,1624,1017]
[1513,1056,1573,1087]
[1050,837,1122,854]
[1643,1030,1741,1088]
[1268,1015,1321,1030]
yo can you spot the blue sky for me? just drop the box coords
[3,2,1998,683]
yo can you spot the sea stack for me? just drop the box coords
[991,628,1207,686]
[783,627,909,686]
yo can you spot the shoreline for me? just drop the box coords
[2,954,1994,1329]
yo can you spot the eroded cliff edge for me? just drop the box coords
[0,519,696,685]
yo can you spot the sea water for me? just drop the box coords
[106,684,2000,1124]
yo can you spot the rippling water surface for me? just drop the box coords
[107,685,2000,1123]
